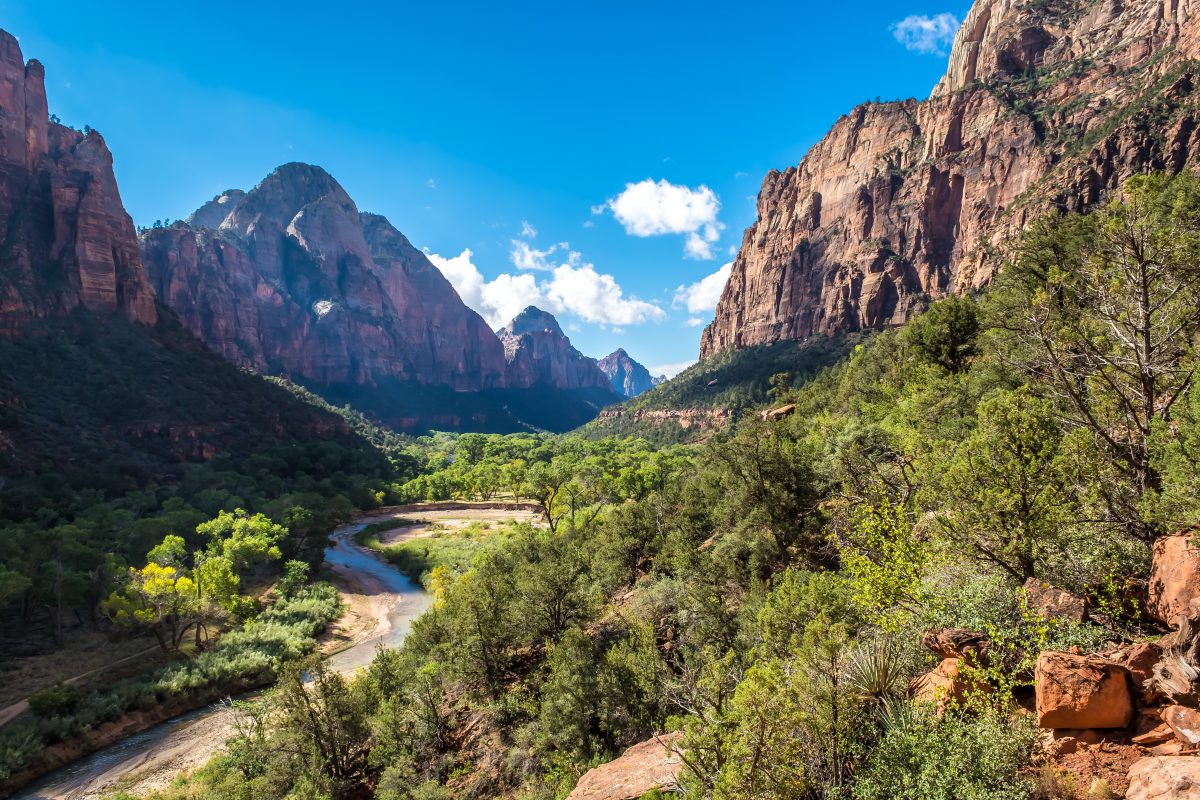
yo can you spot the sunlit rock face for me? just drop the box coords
[597,348,662,398]
[702,0,1200,357]
[141,163,508,390]
[498,306,614,392]
[0,29,157,333]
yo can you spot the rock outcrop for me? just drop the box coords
[0,30,157,334]
[1149,532,1200,626]
[1036,651,1135,730]
[701,0,1200,358]
[597,348,664,398]
[498,307,615,392]
[566,733,682,800]
[141,164,507,391]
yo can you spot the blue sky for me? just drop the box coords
[3,0,969,375]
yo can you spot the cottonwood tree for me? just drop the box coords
[994,174,1200,541]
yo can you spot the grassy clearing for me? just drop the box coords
[356,520,518,587]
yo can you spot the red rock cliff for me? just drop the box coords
[0,30,157,333]
[499,306,614,392]
[701,0,1200,357]
[140,164,508,391]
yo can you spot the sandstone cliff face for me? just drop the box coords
[141,164,507,390]
[702,0,1200,357]
[498,306,615,392]
[0,30,157,333]
[597,348,664,398]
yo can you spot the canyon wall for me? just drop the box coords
[702,0,1200,357]
[0,30,157,333]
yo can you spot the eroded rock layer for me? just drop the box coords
[702,0,1200,357]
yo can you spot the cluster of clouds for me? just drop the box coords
[426,224,665,330]
[599,178,724,260]
[428,176,739,334]
[674,262,732,326]
[891,12,960,56]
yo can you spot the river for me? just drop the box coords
[12,517,433,800]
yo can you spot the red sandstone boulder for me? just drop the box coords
[1163,705,1200,746]
[909,657,988,714]
[1126,756,1200,800]
[1112,641,1164,691]
[1148,533,1200,627]
[921,628,989,662]
[1024,577,1087,622]
[1035,651,1135,729]
[567,734,683,800]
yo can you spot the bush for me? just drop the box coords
[852,706,1036,800]
[27,682,82,719]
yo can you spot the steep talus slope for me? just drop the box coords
[597,348,664,398]
[702,0,1200,356]
[0,31,157,334]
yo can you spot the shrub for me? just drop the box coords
[27,682,82,719]
[852,706,1036,800]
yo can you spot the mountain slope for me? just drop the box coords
[702,0,1200,357]
[597,348,664,398]
[141,164,507,391]
[142,176,619,433]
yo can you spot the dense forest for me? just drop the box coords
[61,172,1199,800]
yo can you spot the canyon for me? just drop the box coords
[702,0,1200,357]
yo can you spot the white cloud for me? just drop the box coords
[650,360,697,379]
[520,220,537,239]
[686,317,706,327]
[891,13,959,56]
[427,245,665,329]
[426,177,437,189]
[425,248,549,329]
[604,179,724,260]
[674,262,732,314]
[546,263,665,326]
[510,240,577,271]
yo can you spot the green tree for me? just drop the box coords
[994,173,1200,541]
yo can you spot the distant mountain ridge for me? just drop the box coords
[141,169,622,432]
[597,348,665,398]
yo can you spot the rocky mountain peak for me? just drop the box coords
[186,189,246,229]
[503,306,565,338]
[701,0,1200,359]
[597,349,661,399]
[0,28,157,333]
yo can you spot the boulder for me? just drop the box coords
[1023,577,1087,622]
[1163,706,1200,746]
[1035,651,1135,730]
[921,628,989,662]
[567,733,683,800]
[910,657,986,714]
[1126,756,1200,800]
[1148,533,1200,627]
[760,404,796,422]
[1112,641,1164,691]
